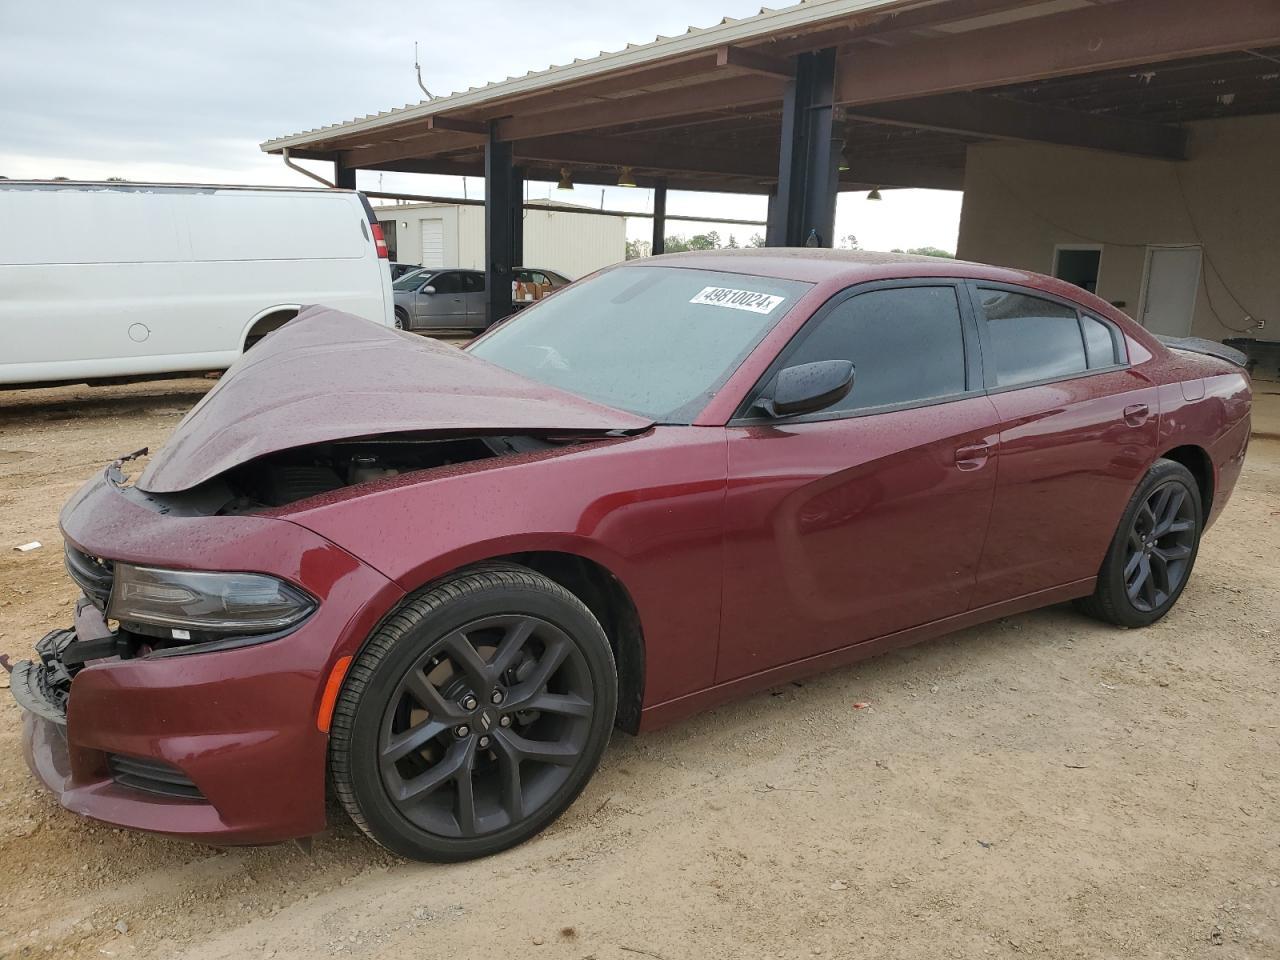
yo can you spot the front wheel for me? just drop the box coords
[393,310,407,330]
[1076,458,1202,628]
[329,565,617,861]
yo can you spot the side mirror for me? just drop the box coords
[420,285,436,295]
[761,360,855,418]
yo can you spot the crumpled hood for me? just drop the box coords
[137,306,652,493]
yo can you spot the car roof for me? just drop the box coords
[629,248,1043,287]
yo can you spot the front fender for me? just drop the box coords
[277,428,728,707]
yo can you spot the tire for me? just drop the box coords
[329,564,617,861]
[1075,458,1203,628]
[393,310,407,330]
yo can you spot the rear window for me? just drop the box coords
[1082,314,1121,368]
[978,289,1087,387]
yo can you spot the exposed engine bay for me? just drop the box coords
[221,434,554,511]
[122,434,565,516]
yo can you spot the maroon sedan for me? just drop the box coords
[12,251,1251,861]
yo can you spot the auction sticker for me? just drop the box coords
[689,286,785,314]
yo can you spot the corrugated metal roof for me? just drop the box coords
[260,0,913,152]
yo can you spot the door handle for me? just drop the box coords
[954,442,993,470]
[1123,403,1150,427]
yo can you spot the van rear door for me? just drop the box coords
[356,192,394,327]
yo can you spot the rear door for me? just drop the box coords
[717,281,1001,681]
[416,270,467,329]
[462,271,487,328]
[966,284,1160,606]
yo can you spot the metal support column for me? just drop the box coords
[652,179,668,256]
[511,165,525,270]
[484,126,516,327]
[333,159,357,190]
[766,48,839,248]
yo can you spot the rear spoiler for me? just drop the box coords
[1155,336,1248,368]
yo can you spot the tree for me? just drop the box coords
[725,234,739,248]
[626,238,652,260]
[747,233,766,248]
[662,231,721,253]
[890,246,955,258]
[838,234,860,250]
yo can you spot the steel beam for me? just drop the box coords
[333,160,357,190]
[511,164,525,270]
[847,92,1188,161]
[495,74,785,142]
[652,179,667,255]
[367,153,962,192]
[484,127,516,327]
[714,45,794,78]
[835,0,1280,106]
[768,49,839,248]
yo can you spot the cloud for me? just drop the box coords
[1,0,961,251]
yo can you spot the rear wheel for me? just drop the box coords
[393,309,407,330]
[1076,459,1202,627]
[329,565,616,861]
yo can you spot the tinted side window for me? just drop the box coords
[785,286,967,412]
[430,272,462,294]
[978,290,1085,386]
[462,272,485,293]
[1082,314,1119,368]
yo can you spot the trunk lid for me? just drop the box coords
[137,307,652,493]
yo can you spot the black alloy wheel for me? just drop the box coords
[1077,458,1203,628]
[329,565,617,861]
[1122,480,1197,613]
[378,613,594,838]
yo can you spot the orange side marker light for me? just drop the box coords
[317,655,354,733]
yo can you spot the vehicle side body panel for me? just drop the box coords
[718,396,1001,680]
[971,367,1161,607]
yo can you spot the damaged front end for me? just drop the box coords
[9,308,652,843]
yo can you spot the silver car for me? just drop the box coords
[392,267,571,333]
[392,269,486,333]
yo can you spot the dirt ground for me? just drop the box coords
[0,378,1277,960]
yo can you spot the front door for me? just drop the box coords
[1140,246,1201,338]
[415,271,467,330]
[966,284,1160,606]
[717,282,1000,681]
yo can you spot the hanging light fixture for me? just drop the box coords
[556,167,574,191]
[617,166,637,188]
[837,140,850,173]
[867,187,883,201]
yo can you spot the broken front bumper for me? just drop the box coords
[11,629,75,726]
[11,465,406,846]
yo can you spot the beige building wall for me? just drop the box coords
[957,114,1279,344]
[377,200,626,281]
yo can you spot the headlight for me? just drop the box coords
[108,564,316,636]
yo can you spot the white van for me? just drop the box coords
[0,181,394,386]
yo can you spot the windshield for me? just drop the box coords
[393,269,431,291]
[469,265,811,422]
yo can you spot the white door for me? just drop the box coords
[1140,246,1201,338]
[420,219,446,269]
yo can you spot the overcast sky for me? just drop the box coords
[0,0,961,252]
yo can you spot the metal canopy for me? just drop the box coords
[263,0,1280,195]
[262,0,1280,317]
